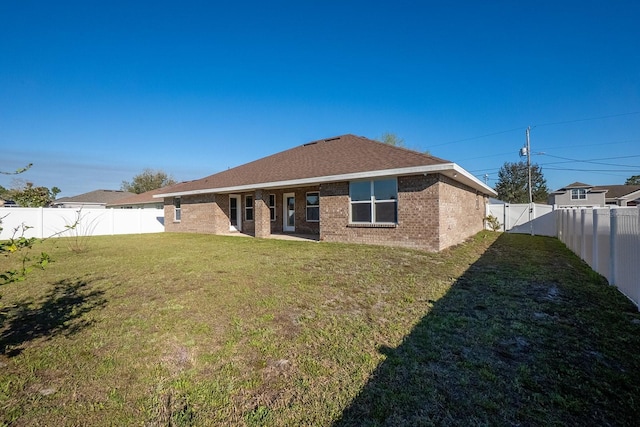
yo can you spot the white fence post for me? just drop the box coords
[504,204,509,231]
[609,209,618,286]
[38,207,44,238]
[580,209,586,259]
[571,210,577,253]
[592,209,599,271]
[557,209,563,242]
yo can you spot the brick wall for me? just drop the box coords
[164,194,217,234]
[164,186,320,236]
[320,175,441,251]
[212,194,229,234]
[164,175,486,251]
[437,175,487,250]
[254,190,271,238]
[320,174,486,251]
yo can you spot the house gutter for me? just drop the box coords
[154,163,497,198]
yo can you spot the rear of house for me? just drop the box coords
[156,134,496,251]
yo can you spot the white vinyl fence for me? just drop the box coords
[0,207,164,240]
[486,203,556,236]
[557,207,640,308]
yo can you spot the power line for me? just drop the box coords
[539,153,640,168]
[426,111,640,150]
[533,111,640,128]
[537,138,640,152]
[426,127,524,148]
[543,167,640,172]
[457,151,516,161]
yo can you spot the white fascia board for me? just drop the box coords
[450,164,498,196]
[619,189,640,200]
[154,163,497,198]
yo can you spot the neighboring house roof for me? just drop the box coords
[592,184,640,204]
[549,182,607,195]
[565,182,592,188]
[106,187,168,207]
[53,190,135,206]
[592,185,640,200]
[156,134,496,198]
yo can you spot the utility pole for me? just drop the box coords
[519,127,534,235]
[484,174,489,185]
[526,126,532,206]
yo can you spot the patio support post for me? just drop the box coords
[254,190,271,238]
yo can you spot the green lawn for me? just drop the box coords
[1,232,639,426]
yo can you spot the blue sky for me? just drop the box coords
[1,0,639,197]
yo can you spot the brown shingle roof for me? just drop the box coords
[564,182,593,189]
[106,187,169,207]
[592,185,640,199]
[159,134,451,195]
[54,190,134,204]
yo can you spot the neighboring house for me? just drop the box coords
[155,134,496,252]
[548,182,640,208]
[106,187,167,209]
[547,182,607,208]
[593,185,640,207]
[52,190,135,209]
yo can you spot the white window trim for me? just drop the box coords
[306,191,320,222]
[571,189,587,200]
[349,179,398,224]
[173,197,181,223]
[245,195,254,221]
[269,194,276,222]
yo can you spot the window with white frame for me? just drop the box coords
[350,179,397,223]
[173,197,181,222]
[269,194,276,221]
[245,195,254,221]
[306,192,319,222]
[571,189,587,200]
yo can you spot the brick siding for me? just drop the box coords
[164,194,217,233]
[320,174,485,251]
[164,175,485,251]
[254,190,271,238]
[437,175,487,250]
[320,175,441,251]
[164,186,320,236]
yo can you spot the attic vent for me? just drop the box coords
[303,141,318,147]
[324,137,340,142]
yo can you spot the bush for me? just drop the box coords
[484,214,502,232]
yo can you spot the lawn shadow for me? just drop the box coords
[0,278,107,357]
[333,233,640,426]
